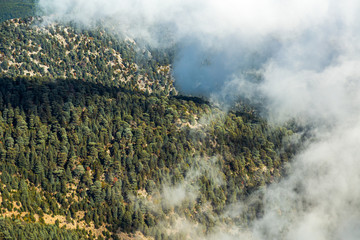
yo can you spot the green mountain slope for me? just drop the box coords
[0,18,296,239]
[0,18,175,96]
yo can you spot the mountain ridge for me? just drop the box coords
[0,17,175,96]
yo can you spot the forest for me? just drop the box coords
[0,17,298,239]
[0,0,37,23]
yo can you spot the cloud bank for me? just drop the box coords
[37,0,360,239]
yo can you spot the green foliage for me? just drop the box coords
[0,18,298,240]
[0,217,91,239]
[0,18,175,96]
[0,0,37,23]
[0,75,295,239]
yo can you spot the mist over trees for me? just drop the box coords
[0,18,298,239]
[18,0,360,239]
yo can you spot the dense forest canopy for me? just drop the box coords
[0,0,37,23]
[0,17,298,239]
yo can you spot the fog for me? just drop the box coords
[37,0,360,239]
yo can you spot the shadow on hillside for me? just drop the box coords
[0,76,141,117]
[0,76,210,123]
[172,95,210,105]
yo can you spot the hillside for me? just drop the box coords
[0,18,296,239]
[0,17,175,96]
